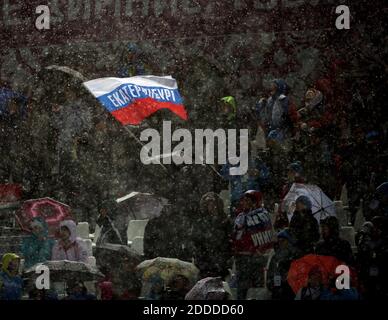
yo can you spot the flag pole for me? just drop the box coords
[207,164,223,179]
[123,125,168,172]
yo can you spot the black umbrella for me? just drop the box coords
[95,243,143,270]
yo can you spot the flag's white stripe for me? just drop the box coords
[84,76,178,98]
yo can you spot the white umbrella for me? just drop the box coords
[116,192,168,220]
[282,183,336,223]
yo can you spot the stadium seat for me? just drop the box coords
[334,201,348,226]
[354,205,365,231]
[93,225,101,244]
[76,222,90,239]
[131,236,144,255]
[127,220,149,243]
[81,239,93,257]
[340,226,356,248]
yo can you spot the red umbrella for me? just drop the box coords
[0,184,22,203]
[287,254,357,294]
[16,198,73,237]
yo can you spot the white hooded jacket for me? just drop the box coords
[51,220,89,263]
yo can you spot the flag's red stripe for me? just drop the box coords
[111,97,188,125]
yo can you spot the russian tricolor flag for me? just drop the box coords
[84,75,188,125]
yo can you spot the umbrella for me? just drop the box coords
[24,260,104,282]
[116,192,168,220]
[16,198,73,237]
[287,254,357,294]
[185,277,229,300]
[282,183,336,223]
[136,257,199,287]
[95,243,142,270]
[0,184,22,203]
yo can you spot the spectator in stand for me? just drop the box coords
[315,216,354,265]
[298,88,334,134]
[162,275,192,300]
[274,161,305,230]
[52,220,89,263]
[256,79,299,144]
[21,217,55,269]
[320,277,360,300]
[63,281,96,300]
[266,229,301,300]
[289,196,320,255]
[367,182,388,219]
[0,253,23,300]
[295,266,326,300]
[191,192,232,279]
[232,190,273,299]
[356,216,388,300]
[96,199,123,246]
[117,43,151,77]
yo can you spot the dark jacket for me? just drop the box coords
[143,204,194,262]
[96,200,123,246]
[315,237,354,265]
[266,244,301,300]
[289,210,320,254]
[191,193,232,278]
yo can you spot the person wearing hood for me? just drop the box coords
[191,192,232,279]
[51,220,89,263]
[266,229,301,300]
[289,196,320,255]
[315,216,354,265]
[0,253,23,300]
[220,96,237,125]
[256,79,298,143]
[298,88,334,133]
[21,217,55,269]
[96,199,124,246]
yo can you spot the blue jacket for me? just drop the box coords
[320,288,360,300]
[21,217,55,269]
[0,271,23,300]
